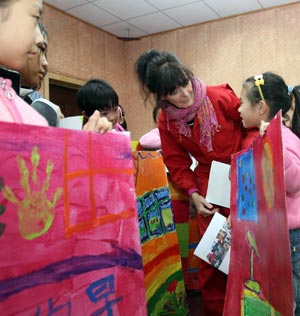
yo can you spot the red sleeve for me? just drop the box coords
[207,84,241,122]
[158,117,199,195]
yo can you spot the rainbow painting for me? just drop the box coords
[133,150,189,316]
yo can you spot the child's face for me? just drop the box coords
[20,27,48,89]
[238,86,261,129]
[100,106,121,127]
[0,0,43,70]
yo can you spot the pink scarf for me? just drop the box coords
[160,77,219,151]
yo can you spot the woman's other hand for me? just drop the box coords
[191,192,219,217]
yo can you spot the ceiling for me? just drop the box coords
[44,0,299,39]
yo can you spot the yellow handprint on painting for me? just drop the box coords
[2,146,62,240]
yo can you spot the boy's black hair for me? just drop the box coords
[77,79,119,117]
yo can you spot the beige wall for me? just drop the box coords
[44,3,300,140]
[43,5,128,113]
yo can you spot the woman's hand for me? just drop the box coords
[259,120,270,137]
[83,110,113,133]
[191,192,219,217]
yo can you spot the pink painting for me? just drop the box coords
[224,114,293,316]
[0,122,147,316]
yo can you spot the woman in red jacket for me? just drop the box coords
[135,49,244,316]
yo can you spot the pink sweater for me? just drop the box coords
[0,78,48,126]
[282,124,300,230]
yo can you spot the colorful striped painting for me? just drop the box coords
[133,150,189,316]
[168,175,200,291]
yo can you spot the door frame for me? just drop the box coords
[44,72,85,100]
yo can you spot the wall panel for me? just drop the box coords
[44,3,300,140]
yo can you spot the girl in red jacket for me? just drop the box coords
[135,49,244,316]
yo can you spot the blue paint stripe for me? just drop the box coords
[0,244,142,302]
